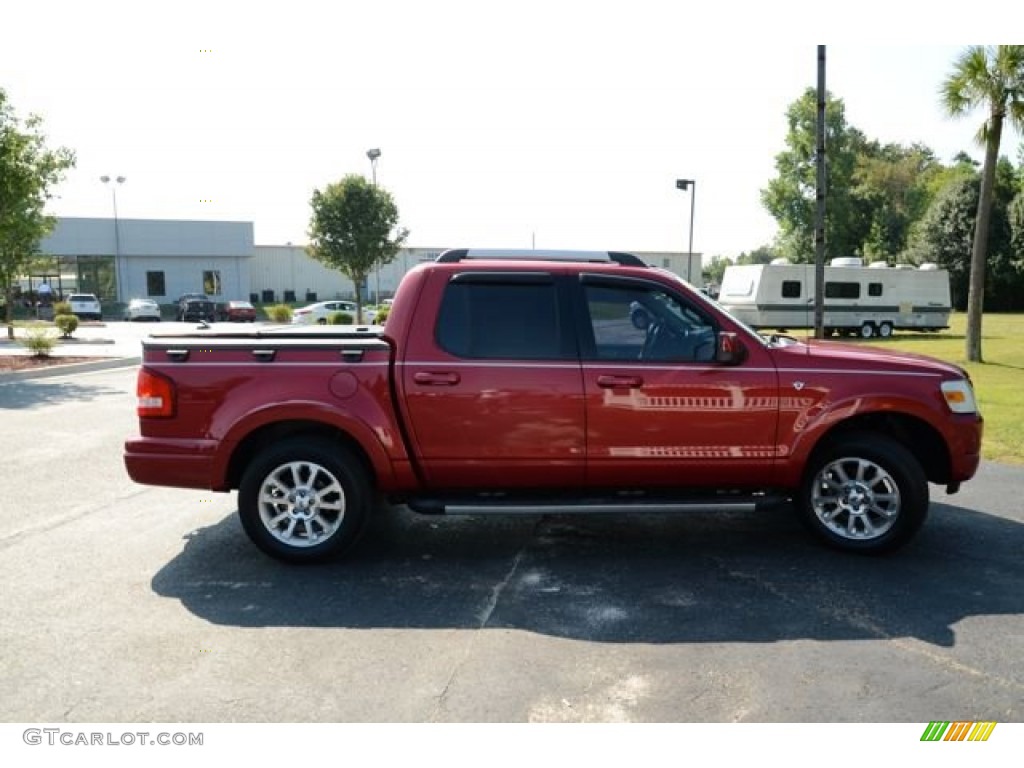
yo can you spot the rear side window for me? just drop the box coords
[436,278,564,359]
[868,282,883,297]
[781,280,801,298]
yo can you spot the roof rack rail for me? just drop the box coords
[436,248,648,267]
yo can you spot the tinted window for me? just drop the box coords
[825,282,860,299]
[782,280,801,298]
[436,279,563,359]
[868,282,883,297]
[584,282,715,363]
[146,271,166,297]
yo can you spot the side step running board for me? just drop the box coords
[406,495,786,516]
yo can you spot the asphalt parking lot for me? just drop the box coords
[0,364,1022,723]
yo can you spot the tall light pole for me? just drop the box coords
[101,175,126,301]
[675,179,696,284]
[366,147,381,185]
[366,148,382,305]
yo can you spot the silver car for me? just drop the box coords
[124,298,162,322]
[291,300,358,325]
[68,293,102,320]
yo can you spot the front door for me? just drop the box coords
[577,275,779,489]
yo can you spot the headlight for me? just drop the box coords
[941,379,978,414]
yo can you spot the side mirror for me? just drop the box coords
[716,332,746,365]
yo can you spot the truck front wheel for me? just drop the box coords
[796,434,928,554]
[238,438,370,563]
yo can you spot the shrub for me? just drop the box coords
[20,324,57,357]
[54,313,79,338]
[266,303,293,323]
[53,300,72,316]
[327,311,354,325]
[374,307,390,324]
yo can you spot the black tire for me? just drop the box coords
[860,322,875,338]
[796,433,928,554]
[878,322,893,338]
[238,438,371,563]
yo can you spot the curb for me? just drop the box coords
[0,356,141,383]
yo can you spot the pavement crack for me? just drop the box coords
[709,556,1024,696]
[430,526,534,721]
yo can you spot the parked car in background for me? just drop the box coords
[67,293,102,320]
[124,298,162,322]
[217,300,257,322]
[291,300,357,325]
[175,293,216,322]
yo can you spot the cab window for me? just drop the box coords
[582,280,716,363]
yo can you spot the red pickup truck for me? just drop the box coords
[124,249,983,562]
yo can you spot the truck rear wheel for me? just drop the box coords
[238,438,370,563]
[796,433,928,554]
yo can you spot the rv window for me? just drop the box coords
[868,282,883,297]
[825,282,860,300]
[720,272,753,297]
[782,281,801,299]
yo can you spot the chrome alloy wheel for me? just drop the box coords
[257,460,346,547]
[810,456,901,541]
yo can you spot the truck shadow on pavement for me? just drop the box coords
[150,500,1024,648]
[0,377,125,410]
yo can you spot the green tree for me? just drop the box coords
[907,160,1022,311]
[761,88,869,262]
[307,174,407,321]
[940,45,1024,362]
[736,244,780,265]
[855,142,942,260]
[0,88,75,337]
[702,254,732,287]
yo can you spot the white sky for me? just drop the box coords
[3,2,1019,259]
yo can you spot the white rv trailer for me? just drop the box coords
[717,258,951,338]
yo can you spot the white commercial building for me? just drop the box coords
[38,217,254,303]
[34,217,701,305]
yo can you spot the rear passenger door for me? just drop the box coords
[401,272,586,489]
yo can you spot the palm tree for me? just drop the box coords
[940,46,1024,363]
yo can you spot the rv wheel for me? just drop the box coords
[859,323,875,339]
[878,322,893,338]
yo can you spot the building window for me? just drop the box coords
[782,280,801,298]
[146,271,166,297]
[76,255,116,301]
[203,271,222,296]
[868,282,883,297]
[825,281,860,299]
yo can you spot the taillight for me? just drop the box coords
[137,368,175,418]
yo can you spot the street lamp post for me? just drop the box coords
[366,148,382,305]
[675,178,696,284]
[366,147,381,185]
[100,175,126,301]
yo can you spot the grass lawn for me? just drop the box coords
[848,313,1024,465]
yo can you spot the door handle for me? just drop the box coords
[597,375,643,389]
[413,371,461,386]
